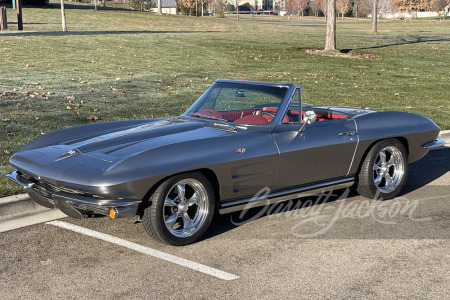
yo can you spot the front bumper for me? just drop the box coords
[6,170,141,219]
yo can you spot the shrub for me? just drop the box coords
[128,0,153,11]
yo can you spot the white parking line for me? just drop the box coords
[46,220,239,281]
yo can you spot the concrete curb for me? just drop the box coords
[0,194,49,220]
[1,129,449,220]
[439,129,450,140]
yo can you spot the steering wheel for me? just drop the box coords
[260,111,275,118]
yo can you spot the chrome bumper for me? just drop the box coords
[422,139,446,149]
[6,171,141,219]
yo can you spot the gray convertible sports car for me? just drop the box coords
[7,79,445,245]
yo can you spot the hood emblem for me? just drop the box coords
[236,148,246,154]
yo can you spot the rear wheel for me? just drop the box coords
[356,139,408,200]
[142,172,215,246]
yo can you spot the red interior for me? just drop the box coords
[234,115,269,124]
[221,109,254,121]
[194,108,346,125]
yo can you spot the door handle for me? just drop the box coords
[339,131,355,136]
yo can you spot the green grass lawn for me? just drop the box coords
[0,2,449,197]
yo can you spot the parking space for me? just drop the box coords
[0,148,449,299]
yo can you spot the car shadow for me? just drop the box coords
[401,147,450,195]
[205,188,352,241]
[204,147,450,241]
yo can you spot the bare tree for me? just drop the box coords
[378,0,397,19]
[157,0,162,14]
[287,0,308,17]
[317,0,327,16]
[309,0,320,16]
[60,0,67,32]
[371,0,378,33]
[325,0,336,51]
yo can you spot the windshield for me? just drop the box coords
[185,82,289,125]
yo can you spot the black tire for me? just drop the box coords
[142,172,215,246]
[356,139,408,200]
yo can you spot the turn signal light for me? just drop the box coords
[109,208,117,219]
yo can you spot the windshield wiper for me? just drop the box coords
[189,113,238,132]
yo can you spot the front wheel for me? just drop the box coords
[356,139,408,200]
[142,172,215,246]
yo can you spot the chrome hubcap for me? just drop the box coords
[163,179,209,238]
[373,146,405,194]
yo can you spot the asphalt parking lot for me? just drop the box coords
[0,147,449,299]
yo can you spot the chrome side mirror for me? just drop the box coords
[299,110,317,132]
[303,111,317,124]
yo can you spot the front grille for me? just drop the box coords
[18,171,99,199]
[17,171,109,216]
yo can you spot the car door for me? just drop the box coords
[272,92,358,190]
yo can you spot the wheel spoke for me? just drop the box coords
[384,174,393,186]
[165,213,178,228]
[187,193,198,207]
[386,162,395,168]
[164,198,177,207]
[176,184,185,199]
[373,164,382,170]
[374,174,383,186]
[181,213,191,228]
[386,159,395,168]
[379,150,387,164]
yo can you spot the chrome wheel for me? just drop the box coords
[373,146,405,194]
[163,179,209,238]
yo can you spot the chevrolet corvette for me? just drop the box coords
[7,79,445,245]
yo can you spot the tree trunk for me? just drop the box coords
[325,0,336,51]
[16,0,23,30]
[157,0,161,14]
[371,0,378,34]
[0,7,7,30]
[60,0,67,32]
[355,3,358,22]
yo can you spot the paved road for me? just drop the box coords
[0,147,449,299]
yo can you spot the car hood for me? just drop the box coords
[9,118,232,184]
